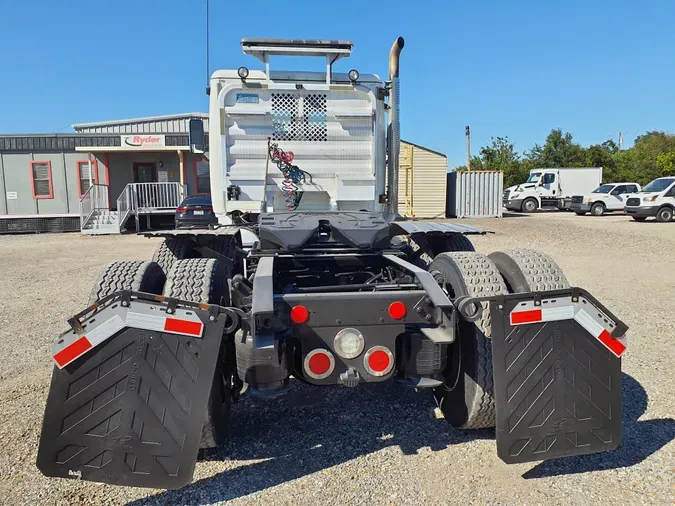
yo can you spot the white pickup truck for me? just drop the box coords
[624,177,675,222]
[569,182,641,216]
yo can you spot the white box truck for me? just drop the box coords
[503,167,603,212]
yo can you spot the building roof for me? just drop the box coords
[401,140,447,158]
[72,113,209,134]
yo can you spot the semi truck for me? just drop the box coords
[503,167,603,212]
[36,38,628,490]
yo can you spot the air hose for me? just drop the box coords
[268,142,312,211]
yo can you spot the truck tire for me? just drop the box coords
[390,234,435,269]
[521,198,538,213]
[430,252,507,429]
[656,206,673,223]
[152,238,192,274]
[488,249,570,293]
[590,202,605,216]
[574,211,587,216]
[632,216,647,222]
[208,235,239,276]
[164,258,231,448]
[442,234,475,252]
[88,260,165,305]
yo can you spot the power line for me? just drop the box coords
[205,0,210,94]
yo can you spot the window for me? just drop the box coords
[30,161,54,199]
[193,159,210,194]
[626,185,639,193]
[643,178,675,193]
[76,160,99,197]
[611,185,626,195]
[542,173,556,185]
[526,172,541,183]
[593,184,614,194]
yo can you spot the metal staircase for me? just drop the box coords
[80,184,120,235]
[80,182,183,235]
[81,210,121,235]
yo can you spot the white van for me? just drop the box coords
[624,177,675,222]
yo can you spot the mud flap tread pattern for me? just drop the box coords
[490,297,622,464]
[37,307,226,489]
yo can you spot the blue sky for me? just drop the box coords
[1,0,674,168]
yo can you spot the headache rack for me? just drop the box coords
[241,38,354,83]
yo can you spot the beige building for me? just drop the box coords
[397,141,448,218]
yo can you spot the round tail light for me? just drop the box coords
[388,301,407,320]
[290,305,309,324]
[364,346,394,376]
[304,349,335,379]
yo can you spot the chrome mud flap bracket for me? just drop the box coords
[456,288,628,464]
[36,291,239,489]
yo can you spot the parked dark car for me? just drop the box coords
[175,195,217,229]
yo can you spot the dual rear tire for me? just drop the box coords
[430,249,569,429]
[88,237,237,448]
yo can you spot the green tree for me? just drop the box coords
[451,129,675,188]
[656,151,675,177]
[628,131,675,183]
[526,129,587,168]
[478,136,527,187]
[585,141,617,182]
[455,155,484,172]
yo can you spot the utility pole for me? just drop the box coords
[618,132,623,151]
[465,125,471,171]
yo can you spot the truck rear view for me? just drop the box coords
[36,37,629,491]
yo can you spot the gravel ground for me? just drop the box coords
[0,212,673,506]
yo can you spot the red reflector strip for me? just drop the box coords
[164,318,203,336]
[53,336,92,368]
[597,329,627,358]
[510,309,542,325]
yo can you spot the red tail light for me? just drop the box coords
[364,346,394,376]
[304,349,335,379]
[176,207,187,213]
[290,305,309,324]
[388,301,407,320]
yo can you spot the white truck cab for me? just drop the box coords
[569,182,641,216]
[191,38,395,225]
[624,176,675,222]
[503,167,602,212]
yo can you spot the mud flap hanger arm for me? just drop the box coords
[66,290,245,336]
[453,287,629,339]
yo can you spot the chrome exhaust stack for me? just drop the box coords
[386,37,405,219]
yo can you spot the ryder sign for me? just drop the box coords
[121,134,166,148]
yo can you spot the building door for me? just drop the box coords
[133,163,157,183]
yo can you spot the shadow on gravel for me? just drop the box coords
[125,374,672,504]
[501,212,530,218]
[523,373,675,479]
[125,381,492,505]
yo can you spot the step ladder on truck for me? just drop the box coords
[37,37,629,490]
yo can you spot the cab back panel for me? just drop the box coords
[223,87,376,209]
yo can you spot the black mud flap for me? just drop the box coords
[36,298,227,490]
[487,289,626,464]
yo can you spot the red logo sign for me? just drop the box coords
[123,135,164,147]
